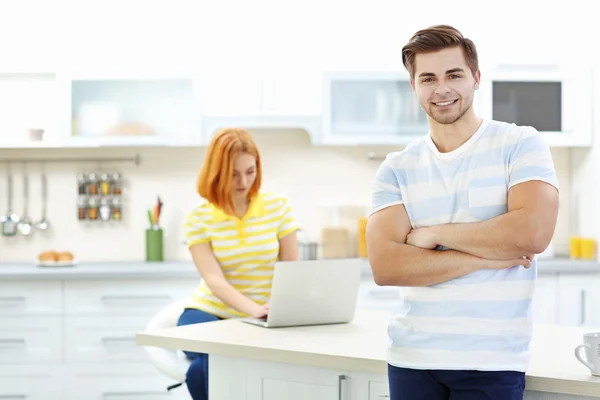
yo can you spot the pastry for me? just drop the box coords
[57,251,74,262]
[38,251,58,262]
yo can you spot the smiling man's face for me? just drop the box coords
[411,46,480,125]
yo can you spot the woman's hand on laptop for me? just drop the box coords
[250,303,270,319]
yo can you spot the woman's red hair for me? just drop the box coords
[197,128,262,214]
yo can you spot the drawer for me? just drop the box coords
[0,364,63,400]
[65,315,155,363]
[0,317,62,364]
[369,380,390,400]
[65,363,190,400]
[0,281,62,316]
[64,279,196,316]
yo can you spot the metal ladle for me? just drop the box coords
[17,168,33,236]
[0,164,19,236]
[35,165,49,231]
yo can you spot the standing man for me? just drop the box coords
[366,25,559,400]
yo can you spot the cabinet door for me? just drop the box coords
[557,274,600,327]
[264,71,322,116]
[245,361,342,400]
[322,72,428,145]
[531,274,559,325]
[0,73,61,146]
[199,74,264,116]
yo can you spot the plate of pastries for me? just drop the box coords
[37,250,77,267]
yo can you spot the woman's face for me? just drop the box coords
[231,152,257,201]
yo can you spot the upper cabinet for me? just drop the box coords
[0,73,62,147]
[198,71,322,143]
[478,64,593,147]
[68,76,202,147]
[319,72,429,146]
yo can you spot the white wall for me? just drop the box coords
[0,129,572,262]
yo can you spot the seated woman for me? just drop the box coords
[178,127,299,400]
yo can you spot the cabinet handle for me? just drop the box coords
[581,289,587,325]
[102,391,167,398]
[0,296,26,304]
[0,338,25,345]
[101,295,171,302]
[378,396,390,399]
[0,395,26,399]
[101,337,136,344]
[337,375,346,400]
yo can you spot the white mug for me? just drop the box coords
[574,332,600,376]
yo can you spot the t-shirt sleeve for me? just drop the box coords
[369,155,404,217]
[277,195,299,239]
[184,210,210,247]
[508,127,559,191]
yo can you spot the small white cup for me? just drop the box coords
[575,332,600,376]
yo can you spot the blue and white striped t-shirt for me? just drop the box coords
[369,119,559,372]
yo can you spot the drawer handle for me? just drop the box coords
[0,396,27,399]
[0,338,26,345]
[101,295,171,302]
[0,296,26,304]
[102,391,167,398]
[101,337,136,344]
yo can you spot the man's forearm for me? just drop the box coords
[433,209,547,260]
[369,242,484,287]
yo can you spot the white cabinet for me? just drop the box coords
[199,72,321,118]
[0,73,62,147]
[557,273,600,327]
[320,72,428,146]
[478,64,593,147]
[532,274,559,325]
[210,355,389,400]
[0,276,197,400]
[210,355,592,400]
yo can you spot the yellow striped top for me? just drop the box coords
[184,192,298,318]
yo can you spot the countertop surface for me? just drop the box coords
[0,261,197,280]
[0,257,598,280]
[136,309,600,397]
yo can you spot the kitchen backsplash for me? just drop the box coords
[0,129,572,262]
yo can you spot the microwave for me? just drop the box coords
[478,64,593,147]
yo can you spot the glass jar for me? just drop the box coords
[100,173,111,196]
[87,197,99,221]
[87,173,98,195]
[77,196,87,220]
[111,196,122,221]
[76,173,87,195]
[99,197,111,221]
[111,172,122,195]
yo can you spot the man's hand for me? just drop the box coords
[484,254,534,270]
[406,227,438,250]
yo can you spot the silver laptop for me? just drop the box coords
[241,258,363,328]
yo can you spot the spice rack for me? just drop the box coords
[77,172,123,222]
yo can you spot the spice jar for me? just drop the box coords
[76,173,87,195]
[111,196,122,221]
[87,173,98,195]
[77,196,87,220]
[99,197,111,221]
[88,197,99,221]
[100,173,111,196]
[111,172,122,195]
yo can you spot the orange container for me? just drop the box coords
[358,217,368,258]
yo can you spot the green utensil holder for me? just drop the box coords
[146,228,164,262]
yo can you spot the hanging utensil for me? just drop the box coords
[1,164,19,236]
[35,164,49,231]
[17,167,33,236]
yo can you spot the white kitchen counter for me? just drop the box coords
[136,309,600,398]
[0,261,198,280]
[0,257,598,280]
